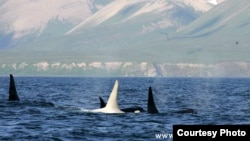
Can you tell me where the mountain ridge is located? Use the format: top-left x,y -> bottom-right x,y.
1,0 -> 250,77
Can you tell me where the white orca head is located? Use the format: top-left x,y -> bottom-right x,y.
91,80 -> 124,114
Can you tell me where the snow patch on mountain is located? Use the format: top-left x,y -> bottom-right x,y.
208,0 -> 218,5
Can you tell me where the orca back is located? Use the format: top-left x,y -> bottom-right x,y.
9,74 -> 20,101
121,107 -> 145,113
147,87 -> 159,114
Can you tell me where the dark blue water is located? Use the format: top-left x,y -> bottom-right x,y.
0,77 -> 249,140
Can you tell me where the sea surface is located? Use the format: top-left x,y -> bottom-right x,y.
0,77 -> 249,141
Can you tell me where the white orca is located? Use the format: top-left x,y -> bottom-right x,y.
98,86 -> 159,114
91,80 -> 124,113
9,74 -> 20,101
99,96 -> 145,113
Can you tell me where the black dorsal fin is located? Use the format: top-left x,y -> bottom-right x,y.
147,87 -> 159,114
99,96 -> 106,108
9,74 -> 20,101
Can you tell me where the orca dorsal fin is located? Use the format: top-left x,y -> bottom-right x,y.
92,80 -> 124,113
9,74 -> 20,101
99,96 -> 106,108
104,80 -> 123,113
147,87 -> 159,114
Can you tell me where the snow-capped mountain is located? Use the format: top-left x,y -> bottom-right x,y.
0,0 -> 219,48
0,0 -> 113,48
2,0 -> 250,77
36,0 -> 220,53
66,0 -> 216,35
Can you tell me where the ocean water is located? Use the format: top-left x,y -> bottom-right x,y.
0,77 -> 249,141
